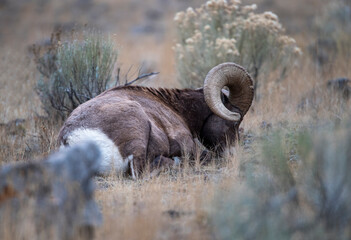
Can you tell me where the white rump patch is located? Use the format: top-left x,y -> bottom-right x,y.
61,128 -> 131,175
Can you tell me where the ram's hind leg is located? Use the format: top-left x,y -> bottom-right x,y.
118,133 -> 152,179
126,148 -> 150,179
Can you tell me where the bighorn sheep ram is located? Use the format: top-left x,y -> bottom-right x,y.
58,63 -> 254,178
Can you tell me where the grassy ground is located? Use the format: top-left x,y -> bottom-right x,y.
0,0 -> 350,239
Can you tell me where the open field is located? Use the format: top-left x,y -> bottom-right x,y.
0,0 -> 351,239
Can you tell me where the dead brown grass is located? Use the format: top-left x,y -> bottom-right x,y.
95,174 -> 218,240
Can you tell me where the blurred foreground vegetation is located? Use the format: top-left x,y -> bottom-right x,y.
211,117 -> 351,239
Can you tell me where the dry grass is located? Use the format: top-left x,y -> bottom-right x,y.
0,48 -> 42,122
0,0 -> 350,239
95,174 -> 218,239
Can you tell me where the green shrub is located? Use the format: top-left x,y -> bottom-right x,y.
210,120 -> 351,239
34,30 -> 118,119
174,0 -> 301,98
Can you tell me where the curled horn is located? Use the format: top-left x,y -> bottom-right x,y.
203,62 -> 254,121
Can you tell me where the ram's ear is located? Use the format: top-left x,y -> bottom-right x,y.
221,89 -> 230,103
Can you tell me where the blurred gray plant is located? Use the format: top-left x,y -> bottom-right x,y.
210,119 -> 351,239
0,142 -> 102,240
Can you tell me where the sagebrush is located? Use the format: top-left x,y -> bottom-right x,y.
33,30 -> 118,119
174,0 -> 301,98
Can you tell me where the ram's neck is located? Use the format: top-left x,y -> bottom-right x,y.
156,88 -> 213,135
